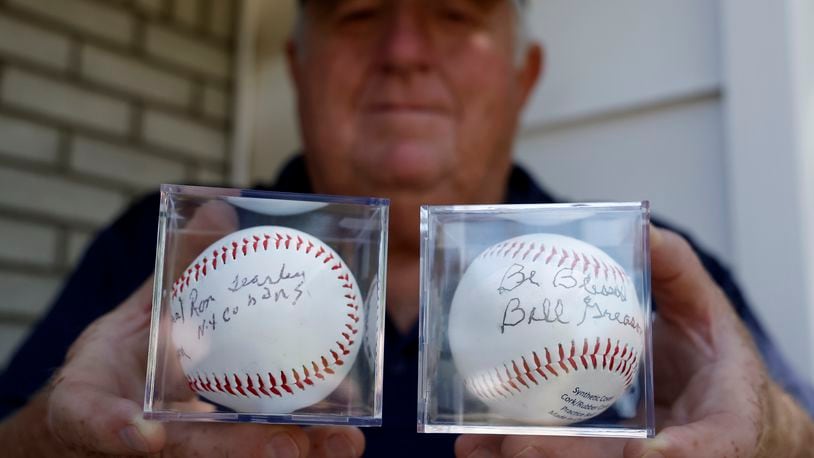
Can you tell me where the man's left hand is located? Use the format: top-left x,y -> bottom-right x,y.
455,226 -> 814,458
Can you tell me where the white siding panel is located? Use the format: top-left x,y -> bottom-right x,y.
523,0 -> 721,128
516,98 -> 730,264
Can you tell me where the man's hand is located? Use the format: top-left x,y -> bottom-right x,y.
455,226 -> 814,458
21,277 -> 362,457
46,277 -> 337,457
0,200 -> 365,457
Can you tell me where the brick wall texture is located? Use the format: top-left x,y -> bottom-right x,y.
0,0 -> 238,367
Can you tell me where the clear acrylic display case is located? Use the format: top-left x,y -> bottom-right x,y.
144,184 -> 389,426
418,202 -> 654,438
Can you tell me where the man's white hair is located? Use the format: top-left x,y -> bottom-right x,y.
294,0 -> 531,66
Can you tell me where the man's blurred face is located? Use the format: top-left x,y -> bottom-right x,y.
288,0 -> 540,244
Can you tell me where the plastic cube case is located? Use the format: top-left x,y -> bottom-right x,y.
418,202 -> 654,438
144,184 -> 389,426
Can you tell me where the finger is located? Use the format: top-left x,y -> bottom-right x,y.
304,426 -> 365,458
623,413 -> 755,458
164,422 -> 310,457
64,276 -> 154,370
109,274 -> 155,317
48,381 -> 165,455
499,435 -> 624,458
455,434 -> 503,458
648,225 -> 734,350
307,377 -> 363,413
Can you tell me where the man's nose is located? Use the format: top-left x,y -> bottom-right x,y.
378,5 -> 433,74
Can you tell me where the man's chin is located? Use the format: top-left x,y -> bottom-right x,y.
355,144 -> 453,191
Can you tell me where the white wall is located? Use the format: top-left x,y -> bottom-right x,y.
517,98 -> 729,263
521,0 -> 720,129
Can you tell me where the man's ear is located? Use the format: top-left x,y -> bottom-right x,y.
516,42 -> 544,110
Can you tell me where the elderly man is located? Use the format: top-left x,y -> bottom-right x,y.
1,0 -> 813,456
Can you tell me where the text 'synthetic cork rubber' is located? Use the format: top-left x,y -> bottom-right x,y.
449,233 -> 643,425
170,226 -> 363,413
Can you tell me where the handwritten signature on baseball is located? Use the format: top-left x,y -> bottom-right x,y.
497,263 -> 642,335
171,263 -> 308,344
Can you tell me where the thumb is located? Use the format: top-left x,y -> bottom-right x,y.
49,276 -> 164,454
101,275 -> 155,328
649,225 -> 726,340
48,383 -> 166,454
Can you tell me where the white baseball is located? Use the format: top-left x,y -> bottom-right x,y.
448,233 -> 644,425
169,226 -> 363,414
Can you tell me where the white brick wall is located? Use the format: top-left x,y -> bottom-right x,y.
145,24 -> 231,80
80,45 -> 193,108
136,0 -> 165,17
0,272 -> 61,318
2,69 -> 132,135
0,167 -> 127,225
0,114 -> 60,163
174,0 -> 201,29
143,109 -> 226,161
0,217 -> 59,266
71,136 -> 187,188
0,14 -> 70,70
0,0 -> 238,370
7,0 -> 135,45
210,0 -> 235,40
203,85 -> 229,120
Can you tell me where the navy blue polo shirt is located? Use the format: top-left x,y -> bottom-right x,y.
1,156 -> 811,456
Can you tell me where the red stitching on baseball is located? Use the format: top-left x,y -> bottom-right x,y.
473,241 -> 631,287
175,229 -> 360,400
532,244 -> 545,262
522,243 -> 534,260
464,338 -> 639,401
511,242 -> 525,259
557,250 -> 569,268
545,247 -> 558,264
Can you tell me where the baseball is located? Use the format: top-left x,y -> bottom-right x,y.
448,233 -> 644,425
169,225 -> 363,414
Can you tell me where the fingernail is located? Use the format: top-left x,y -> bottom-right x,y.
267,432 -> 300,458
649,224 -> 662,246
468,445 -> 498,458
119,425 -> 149,453
131,414 -> 162,438
326,433 -> 357,458
514,445 -> 546,458
642,451 -> 665,458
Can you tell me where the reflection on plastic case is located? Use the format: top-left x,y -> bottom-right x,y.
144,185 -> 388,426
418,202 -> 654,438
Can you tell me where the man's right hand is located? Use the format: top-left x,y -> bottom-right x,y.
0,197 -> 366,457
0,276 -> 364,457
